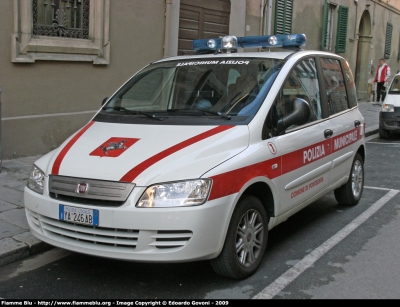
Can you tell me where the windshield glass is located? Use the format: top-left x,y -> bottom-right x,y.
99,57 -> 284,124
388,75 -> 400,94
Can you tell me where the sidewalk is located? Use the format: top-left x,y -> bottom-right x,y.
0,101 -> 381,267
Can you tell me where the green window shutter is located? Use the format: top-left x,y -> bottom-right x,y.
384,22 -> 393,59
321,0 -> 328,51
398,35 -> 400,61
274,0 -> 293,35
335,6 -> 348,53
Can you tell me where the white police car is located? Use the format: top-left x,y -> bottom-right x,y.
379,71 -> 400,138
24,34 -> 366,279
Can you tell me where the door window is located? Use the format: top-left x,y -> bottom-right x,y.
266,58 -> 322,138
320,58 -> 349,115
341,60 -> 357,108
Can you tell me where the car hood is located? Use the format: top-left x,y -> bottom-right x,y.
37,121 -> 249,186
384,92 -> 400,107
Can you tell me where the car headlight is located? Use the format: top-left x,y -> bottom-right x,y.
27,165 -> 45,195
382,103 -> 394,112
137,179 -> 212,208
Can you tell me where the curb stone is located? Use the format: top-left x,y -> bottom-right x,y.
0,232 -> 52,267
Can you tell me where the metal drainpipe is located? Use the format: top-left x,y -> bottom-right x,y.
267,0 -> 272,35
164,0 -> 172,58
260,0 -> 265,35
0,87 -> 2,173
353,1 -> 358,41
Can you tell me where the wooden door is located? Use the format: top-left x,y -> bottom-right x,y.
178,0 -> 231,55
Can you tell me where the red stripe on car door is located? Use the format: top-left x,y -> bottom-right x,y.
209,127 -> 362,200
120,125 -> 235,183
51,121 -> 95,175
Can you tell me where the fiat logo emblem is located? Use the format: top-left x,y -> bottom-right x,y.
76,183 -> 89,195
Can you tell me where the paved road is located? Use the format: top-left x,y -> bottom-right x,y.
1,132 -> 399,299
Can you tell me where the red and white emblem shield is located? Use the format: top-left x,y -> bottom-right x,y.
90,137 -> 140,158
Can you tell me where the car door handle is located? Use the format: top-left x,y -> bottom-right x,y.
324,129 -> 333,139
354,120 -> 361,128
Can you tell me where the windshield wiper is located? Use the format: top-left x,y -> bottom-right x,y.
191,108 -> 232,120
167,108 -> 231,120
102,106 -> 164,121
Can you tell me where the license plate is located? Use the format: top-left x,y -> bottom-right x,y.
59,205 -> 99,226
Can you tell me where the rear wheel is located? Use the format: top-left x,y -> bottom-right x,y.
334,153 -> 364,206
210,195 -> 268,279
379,127 -> 390,139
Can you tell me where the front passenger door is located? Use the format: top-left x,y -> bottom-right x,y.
270,58 -> 332,216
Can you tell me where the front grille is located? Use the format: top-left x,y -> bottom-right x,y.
40,215 -> 139,249
384,121 -> 400,127
49,175 -> 135,206
28,210 -> 194,252
150,230 -> 193,249
384,121 -> 396,126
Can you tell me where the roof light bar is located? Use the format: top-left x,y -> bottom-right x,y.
193,34 -> 306,53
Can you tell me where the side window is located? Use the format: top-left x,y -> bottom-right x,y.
320,58 -> 349,115
265,58 -> 322,138
341,60 -> 357,108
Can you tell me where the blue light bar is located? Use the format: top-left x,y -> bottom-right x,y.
193,34 -> 306,53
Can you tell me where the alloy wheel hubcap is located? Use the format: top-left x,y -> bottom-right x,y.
236,209 -> 264,267
351,160 -> 363,198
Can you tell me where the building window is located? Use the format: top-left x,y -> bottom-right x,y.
384,22 -> 393,59
274,0 -> 293,35
12,0 -> 110,65
335,5 -> 348,53
321,2 -> 337,51
33,0 -> 90,39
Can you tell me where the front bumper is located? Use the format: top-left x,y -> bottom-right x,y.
24,186 -> 236,262
379,110 -> 400,131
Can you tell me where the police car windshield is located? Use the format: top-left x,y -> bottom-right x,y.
101,57 -> 284,122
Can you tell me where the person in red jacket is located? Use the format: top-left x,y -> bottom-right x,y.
373,58 -> 391,105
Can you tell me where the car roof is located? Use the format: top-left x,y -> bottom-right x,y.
154,50 -> 345,64
154,51 -> 294,63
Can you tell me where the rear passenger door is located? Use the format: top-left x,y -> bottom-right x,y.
319,58 -> 363,186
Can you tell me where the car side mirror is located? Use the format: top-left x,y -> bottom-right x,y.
102,97 -> 109,106
276,98 -> 311,135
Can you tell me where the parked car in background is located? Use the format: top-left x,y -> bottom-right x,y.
379,72 -> 400,139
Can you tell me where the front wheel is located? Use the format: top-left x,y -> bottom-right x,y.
210,195 -> 268,279
334,153 -> 364,206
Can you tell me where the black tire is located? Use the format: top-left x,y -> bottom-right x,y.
210,195 -> 268,279
379,127 -> 390,139
334,153 -> 364,206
